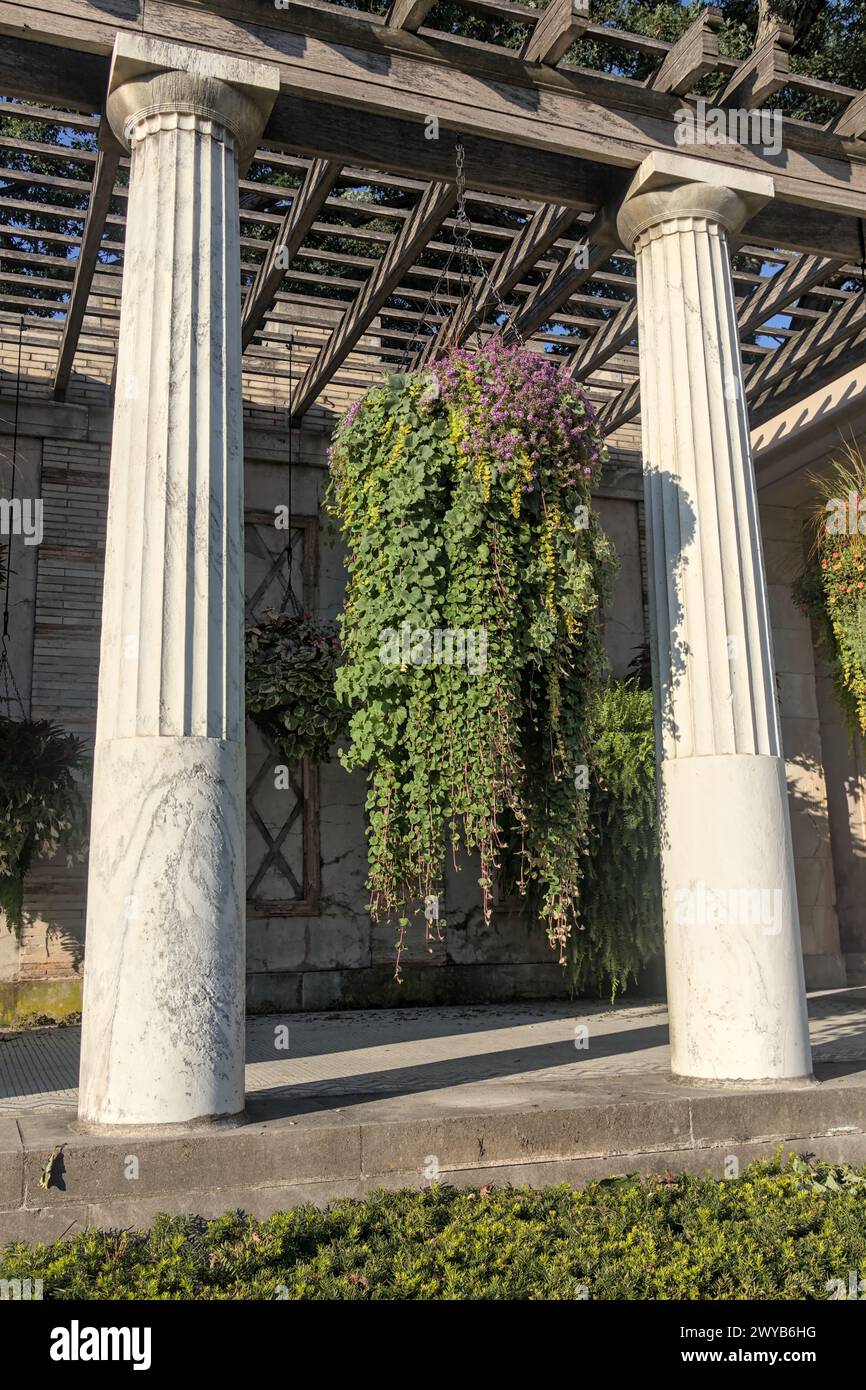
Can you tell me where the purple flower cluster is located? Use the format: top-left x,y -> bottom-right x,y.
430,338 -> 604,492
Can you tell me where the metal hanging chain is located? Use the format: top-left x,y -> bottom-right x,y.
859,217 -> 866,297
403,140 -> 525,369
451,142 -> 523,349
0,316 -> 26,720
280,332 -> 302,618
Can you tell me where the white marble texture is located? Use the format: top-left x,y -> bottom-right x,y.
78,39 -> 278,1126
618,153 -> 812,1083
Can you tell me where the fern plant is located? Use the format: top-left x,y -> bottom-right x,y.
0,717 -> 88,933
570,679 -> 662,996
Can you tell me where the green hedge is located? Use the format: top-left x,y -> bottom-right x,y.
3,1156 -> 866,1300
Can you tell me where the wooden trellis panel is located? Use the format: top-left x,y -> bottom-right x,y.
244,509 -> 321,918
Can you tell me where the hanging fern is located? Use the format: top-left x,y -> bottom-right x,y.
245,612 -> 350,765
0,717 -> 88,934
570,679 -> 662,997
327,338 -> 615,965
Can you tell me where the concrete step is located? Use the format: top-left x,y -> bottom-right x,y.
3,1065 -> 866,1243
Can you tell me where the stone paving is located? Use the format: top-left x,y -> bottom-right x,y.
2,988 -> 865,1117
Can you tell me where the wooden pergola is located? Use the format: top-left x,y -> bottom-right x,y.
0,0 -> 865,429
1,1 -> 862,1124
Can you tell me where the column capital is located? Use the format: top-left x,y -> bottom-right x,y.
107,34 -> 280,170
616,149 -> 773,250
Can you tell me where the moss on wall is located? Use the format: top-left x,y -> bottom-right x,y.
0,979 -> 82,1028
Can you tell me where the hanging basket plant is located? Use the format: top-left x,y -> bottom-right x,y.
245,611 -> 350,765
327,337 -> 615,960
0,715 -> 88,934
793,442 -> 866,737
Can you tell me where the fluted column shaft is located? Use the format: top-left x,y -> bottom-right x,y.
78,38 -> 278,1126
618,153 -> 812,1083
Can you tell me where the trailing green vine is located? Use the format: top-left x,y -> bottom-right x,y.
573,679 -> 662,996
245,612 -> 349,764
793,442 -> 866,737
327,338 -> 615,963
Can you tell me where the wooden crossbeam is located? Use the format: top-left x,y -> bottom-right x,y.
241,159 -> 342,351
52,123 -> 122,399
566,300 -> 637,380
718,22 -> 794,109
598,379 -> 640,434
835,90 -> 866,140
598,257 -> 860,434
415,202 -> 576,367
509,198 -> 623,340
386,0 -> 436,30
522,0 -> 589,68
649,8 -> 723,95
2,10 -> 866,222
746,284 -> 866,399
738,253 -> 844,335
750,325 -> 866,427
291,181 -> 457,417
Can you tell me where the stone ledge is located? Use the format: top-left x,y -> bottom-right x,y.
3,1067 -> 866,1243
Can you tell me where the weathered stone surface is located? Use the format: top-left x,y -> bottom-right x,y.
78,39 -> 279,1125
617,154 -> 812,1082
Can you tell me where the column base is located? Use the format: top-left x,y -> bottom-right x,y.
669,1072 -> 817,1090
78,736 -> 246,1127
661,752 -> 813,1082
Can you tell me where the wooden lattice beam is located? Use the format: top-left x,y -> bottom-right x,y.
415,201 -> 576,367
386,0 -> 436,31
566,300 -> 637,380
52,123 -> 123,399
746,282 -> 866,399
241,159 -> 342,351
718,21 -> 795,108
290,180 -> 458,418
522,0 -> 590,68
598,379 -> 640,434
600,264 -> 865,435
835,90 -> 866,139
2,6 -> 865,220
738,253 -> 845,335
649,8 -> 723,95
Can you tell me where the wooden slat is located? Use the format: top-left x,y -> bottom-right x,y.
416,201 -> 576,366
241,158 -> 341,351
718,22 -> 794,109
566,300 -> 637,379
599,379 -> 640,434
522,0 -> 589,68
386,0 -> 436,31
746,286 -> 866,399
750,325 -> 866,426
835,90 -> 866,140
2,7 -> 866,221
649,8 -> 723,95
738,253 -> 844,335
291,180 -> 457,417
53,124 -> 123,398
508,196 -> 623,339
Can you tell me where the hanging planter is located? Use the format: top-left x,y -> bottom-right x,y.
0,715 -> 88,934
245,611 -> 350,765
327,337 -> 615,961
793,442 -> 866,737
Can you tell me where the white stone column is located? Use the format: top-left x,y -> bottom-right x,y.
77,38 -> 278,1126
617,152 -> 813,1083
